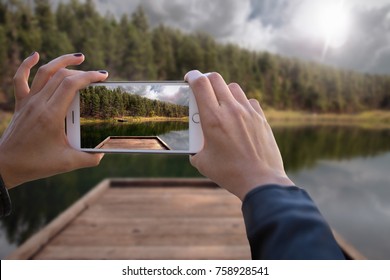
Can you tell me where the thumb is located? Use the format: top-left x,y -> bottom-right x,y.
71,151 -> 105,169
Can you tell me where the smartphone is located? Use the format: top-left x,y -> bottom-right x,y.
66,82 -> 203,154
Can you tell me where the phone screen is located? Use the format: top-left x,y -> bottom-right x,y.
79,82 -> 191,152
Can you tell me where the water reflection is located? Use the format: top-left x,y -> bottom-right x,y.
1,126 -> 390,259
81,121 -> 189,149
275,126 -> 390,171
289,153 -> 390,259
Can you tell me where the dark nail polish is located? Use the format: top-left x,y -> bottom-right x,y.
74,53 -> 83,57
29,51 -> 36,57
98,70 -> 108,74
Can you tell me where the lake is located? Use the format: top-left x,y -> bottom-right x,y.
1,124 -> 390,259
80,121 -> 190,150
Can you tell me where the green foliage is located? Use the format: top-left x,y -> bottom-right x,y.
1,0 -> 390,113
81,86 -> 189,119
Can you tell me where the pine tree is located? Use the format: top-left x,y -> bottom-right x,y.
35,0 -> 72,61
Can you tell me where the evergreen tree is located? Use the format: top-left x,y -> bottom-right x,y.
35,0 -> 73,60
152,25 -> 176,80
1,0 -> 390,114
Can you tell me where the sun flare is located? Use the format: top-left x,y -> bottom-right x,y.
294,0 -> 351,58
318,1 -> 351,49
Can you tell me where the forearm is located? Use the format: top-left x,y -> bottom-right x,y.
242,185 -> 345,260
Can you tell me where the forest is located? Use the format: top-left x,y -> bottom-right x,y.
81,86 -> 189,119
1,0 -> 390,113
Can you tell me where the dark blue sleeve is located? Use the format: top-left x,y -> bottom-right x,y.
241,185 -> 345,259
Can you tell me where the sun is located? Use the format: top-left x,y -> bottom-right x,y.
318,1 -> 351,49
293,0 -> 351,57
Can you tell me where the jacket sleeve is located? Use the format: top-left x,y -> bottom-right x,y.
241,185 -> 345,259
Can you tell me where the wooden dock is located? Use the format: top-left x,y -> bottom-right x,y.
6,178 -> 365,260
95,136 -> 171,150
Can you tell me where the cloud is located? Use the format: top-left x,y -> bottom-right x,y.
52,0 -> 390,74
142,0 -> 252,38
117,84 -> 189,106
249,0 -> 299,27
140,0 -> 390,74
344,4 -> 390,73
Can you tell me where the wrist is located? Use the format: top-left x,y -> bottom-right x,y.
237,173 -> 295,201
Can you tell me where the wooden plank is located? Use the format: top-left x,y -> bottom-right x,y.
7,178 -> 365,260
34,245 -> 251,260
6,179 -> 111,260
48,233 -> 248,247
8,178 -> 249,260
96,192 -> 240,207
82,204 -> 242,218
109,177 -> 218,188
57,217 -> 246,236
95,136 -> 170,150
33,179 -> 250,259
101,187 -> 230,195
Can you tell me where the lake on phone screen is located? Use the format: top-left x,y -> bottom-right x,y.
1,124 -> 390,259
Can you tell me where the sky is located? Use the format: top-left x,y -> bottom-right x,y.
114,83 -> 190,106
54,0 -> 390,75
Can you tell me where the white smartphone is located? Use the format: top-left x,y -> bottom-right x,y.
66,82 -> 204,154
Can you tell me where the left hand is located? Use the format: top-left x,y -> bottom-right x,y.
0,52 -> 108,189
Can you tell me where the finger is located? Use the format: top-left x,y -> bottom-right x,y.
185,70 -> 219,114
249,98 -> 266,118
67,150 -> 105,170
189,154 -> 199,169
13,52 -> 40,100
48,70 -> 109,115
228,82 -> 250,106
39,69 -> 84,101
206,72 -> 235,105
30,53 -> 85,94
189,153 -> 206,177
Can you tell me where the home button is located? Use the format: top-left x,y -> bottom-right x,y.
192,113 -> 200,123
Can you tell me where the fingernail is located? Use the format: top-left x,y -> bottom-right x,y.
184,70 -> 203,81
98,70 -> 108,75
28,51 -> 36,57
74,53 -> 83,57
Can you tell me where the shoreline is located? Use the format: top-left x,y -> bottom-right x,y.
1,110 -> 390,135
264,110 -> 390,129
80,116 -> 189,125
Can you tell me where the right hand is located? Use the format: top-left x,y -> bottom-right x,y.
185,70 -> 294,201
0,52 -> 108,189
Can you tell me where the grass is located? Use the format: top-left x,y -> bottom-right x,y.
1,110 -> 390,136
264,109 -> 390,129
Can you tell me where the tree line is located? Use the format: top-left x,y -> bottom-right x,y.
1,0 -> 390,113
81,86 -> 189,119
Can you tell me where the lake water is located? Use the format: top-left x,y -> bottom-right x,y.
1,124 -> 390,259
80,121 -> 189,150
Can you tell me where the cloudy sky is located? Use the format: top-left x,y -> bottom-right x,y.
113,83 -> 190,106
56,0 -> 390,74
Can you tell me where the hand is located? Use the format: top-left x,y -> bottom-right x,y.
0,52 -> 108,189
185,70 -> 294,201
